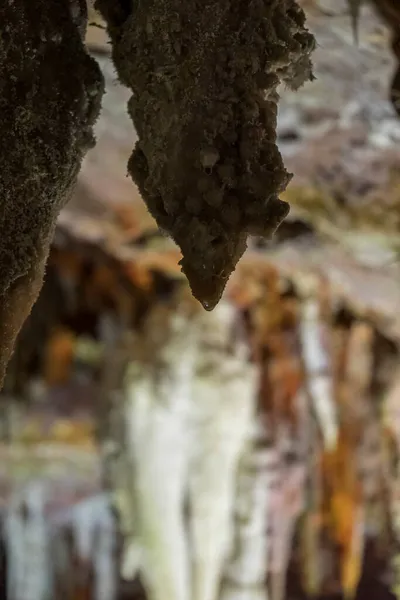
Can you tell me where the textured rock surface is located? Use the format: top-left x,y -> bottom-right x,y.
278,0 -> 400,240
371,0 -> 400,115
76,1 -> 400,324
0,0 -> 104,384
96,0 -> 315,309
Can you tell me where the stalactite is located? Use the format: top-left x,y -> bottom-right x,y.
0,0 -> 104,384
298,290 -> 337,451
95,0 -> 315,309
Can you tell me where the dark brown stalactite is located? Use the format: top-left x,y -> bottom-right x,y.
96,0 -> 315,310
0,0 -> 104,386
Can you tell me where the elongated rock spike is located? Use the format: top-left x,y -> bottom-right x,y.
97,0 -> 315,309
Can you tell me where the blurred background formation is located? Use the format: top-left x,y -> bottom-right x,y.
2,1 -> 400,599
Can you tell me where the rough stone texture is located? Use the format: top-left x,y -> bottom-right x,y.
371,0 -> 400,115
0,0 -> 104,385
74,2 -> 400,329
96,0 -> 315,309
276,0 -> 400,242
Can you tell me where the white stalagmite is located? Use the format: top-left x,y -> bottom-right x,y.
93,500 -> 117,600
4,479 -> 116,600
118,299 -> 261,600
189,303 -> 257,600
5,482 -> 52,600
2,299 -> 267,600
122,308 -> 197,600
67,494 -> 117,600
